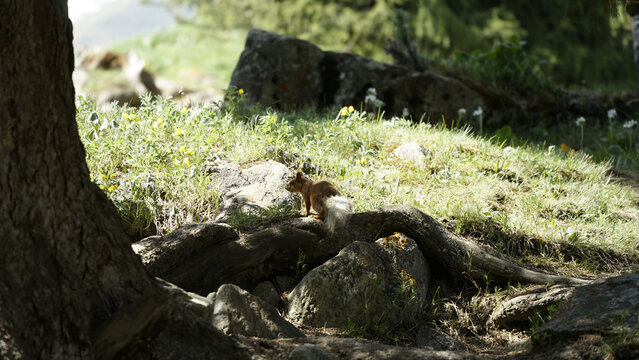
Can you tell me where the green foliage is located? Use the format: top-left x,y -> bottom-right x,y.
157,0 -> 636,89
293,248 -> 308,279
450,37 -> 555,92
529,301 -> 563,342
184,0 -> 397,58
226,204 -> 298,229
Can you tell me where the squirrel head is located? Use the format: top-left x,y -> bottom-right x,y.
285,171 -> 306,192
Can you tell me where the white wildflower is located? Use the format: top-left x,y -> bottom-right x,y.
364,87 -> 385,108
575,116 -> 586,126
402,107 -> 410,118
458,108 -> 467,116
607,109 -> 617,120
623,119 -> 637,128
472,106 -> 483,117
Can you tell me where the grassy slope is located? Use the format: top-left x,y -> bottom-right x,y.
76,93 -> 639,277
74,23 -> 639,354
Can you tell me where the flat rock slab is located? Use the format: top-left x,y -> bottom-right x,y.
535,274 -> 639,344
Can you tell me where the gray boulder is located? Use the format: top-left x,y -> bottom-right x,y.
286,233 -> 429,330
212,160 -> 298,222
229,29 -> 324,111
534,274 -> 639,345
157,278 -> 213,321
230,29 -> 485,121
212,284 -> 304,338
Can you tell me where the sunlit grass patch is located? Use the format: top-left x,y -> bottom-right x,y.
77,95 -> 639,275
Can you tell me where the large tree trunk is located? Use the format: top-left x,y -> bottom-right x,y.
0,2 -> 248,358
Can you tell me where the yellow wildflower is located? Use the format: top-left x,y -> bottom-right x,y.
152,118 -> 165,128
135,116 -> 140,122
173,128 -> 184,137
179,145 -> 186,153
181,107 -> 188,114
185,148 -> 195,155
99,185 -> 105,190
340,107 -> 348,117
348,105 -> 355,113
122,112 -> 129,119
108,184 -> 119,193
100,174 -> 107,180
239,88 -> 245,95
183,157 -> 191,166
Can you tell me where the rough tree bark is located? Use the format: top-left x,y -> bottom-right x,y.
0,1 -> 249,359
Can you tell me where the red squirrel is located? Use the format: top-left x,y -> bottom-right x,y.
285,171 -> 351,233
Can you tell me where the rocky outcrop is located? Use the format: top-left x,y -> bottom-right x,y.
286,233 -> 429,330
211,284 -> 304,338
230,29 -> 485,121
534,274 -> 639,345
228,30 -> 325,111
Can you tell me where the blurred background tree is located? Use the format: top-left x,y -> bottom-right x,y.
149,0 -> 636,91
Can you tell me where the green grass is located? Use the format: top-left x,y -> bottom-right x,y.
76,93 -> 639,276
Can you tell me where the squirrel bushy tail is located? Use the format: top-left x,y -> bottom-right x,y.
324,196 -> 352,233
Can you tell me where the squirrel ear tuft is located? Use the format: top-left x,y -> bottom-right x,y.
295,171 -> 302,179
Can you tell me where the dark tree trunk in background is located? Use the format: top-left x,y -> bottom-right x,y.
0,2 -> 248,359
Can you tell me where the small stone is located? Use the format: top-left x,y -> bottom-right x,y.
393,142 -> 429,167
